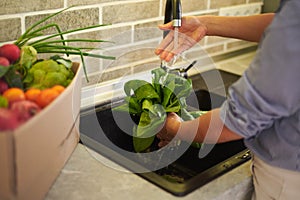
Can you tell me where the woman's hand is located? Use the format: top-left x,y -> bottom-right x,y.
155,16 -> 207,62
156,112 -> 182,147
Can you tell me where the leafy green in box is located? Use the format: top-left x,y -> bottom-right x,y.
113,68 -> 204,152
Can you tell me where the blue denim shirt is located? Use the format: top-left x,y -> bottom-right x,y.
220,0 -> 300,172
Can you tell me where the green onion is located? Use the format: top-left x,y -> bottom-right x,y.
14,6 -> 115,82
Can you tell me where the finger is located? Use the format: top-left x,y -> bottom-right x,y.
160,49 -> 175,62
156,132 -> 163,139
158,141 -> 164,148
164,35 -> 199,60
158,140 -> 169,148
154,47 -> 163,56
155,31 -> 174,55
170,34 -> 194,55
156,129 -> 166,140
171,43 -> 191,56
158,22 -> 174,31
156,131 -> 170,142
168,112 -> 178,118
163,51 -> 175,62
159,38 -> 178,61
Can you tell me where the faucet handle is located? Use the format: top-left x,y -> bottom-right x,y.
160,58 -> 197,79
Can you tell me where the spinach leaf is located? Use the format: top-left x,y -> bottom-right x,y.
113,68 -> 202,152
1,66 -> 23,89
133,104 -> 166,152
124,80 -> 160,101
114,96 -> 142,114
0,65 -> 10,77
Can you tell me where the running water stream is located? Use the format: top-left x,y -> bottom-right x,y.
171,27 -> 179,66
155,27 -> 182,169
174,27 -> 179,49
150,27 -> 184,170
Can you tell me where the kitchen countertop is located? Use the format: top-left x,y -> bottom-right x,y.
45,144 -> 253,200
45,51 -> 256,200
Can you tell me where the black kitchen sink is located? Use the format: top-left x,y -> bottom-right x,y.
79,69 -> 251,196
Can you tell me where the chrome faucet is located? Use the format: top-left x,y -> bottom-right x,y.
163,0 -> 182,37
161,0 -> 197,78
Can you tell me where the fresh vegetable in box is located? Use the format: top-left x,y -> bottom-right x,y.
23,59 -> 74,89
0,44 -> 21,63
0,7 -> 115,131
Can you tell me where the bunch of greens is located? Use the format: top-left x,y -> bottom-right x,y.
22,59 -> 75,89
3,6 -> 115,88
114,68 -> 203,152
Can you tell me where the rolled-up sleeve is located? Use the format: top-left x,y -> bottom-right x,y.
220,0 -> 300,138
220,71 -> 287,138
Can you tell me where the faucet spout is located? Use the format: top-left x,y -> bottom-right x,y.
172,0 -> 182,27
164,0 -> 182,28
161,0 -> 183,72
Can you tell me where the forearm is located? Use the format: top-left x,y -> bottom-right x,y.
199,13 -> 275,42
177,108 -> 242,144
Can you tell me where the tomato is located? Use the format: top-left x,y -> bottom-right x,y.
51,85 -> 65,94
0,44 -> 20,63
2,88 -> 26,104
0,57 -> 10,66
25,88 -> 41,103
36,88 -> 60,108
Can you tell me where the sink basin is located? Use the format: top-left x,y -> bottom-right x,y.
79,69 -> 251,196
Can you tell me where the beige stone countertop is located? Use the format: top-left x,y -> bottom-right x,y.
45,51 -> 256,200
45,144 -> 253,200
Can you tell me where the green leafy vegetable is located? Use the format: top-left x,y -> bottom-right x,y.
13,6 -> 115,82
22,59 -> 74,89
0,66 -> 10,78
18,46 -> 38,70
113,68 -> 204,152
0,65 -> 23,89
0,95 -> 8,108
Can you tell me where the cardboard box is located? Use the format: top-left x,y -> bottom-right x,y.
0,63 -> 82,200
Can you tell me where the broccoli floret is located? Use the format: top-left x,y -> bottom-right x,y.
23,59 -> 74,89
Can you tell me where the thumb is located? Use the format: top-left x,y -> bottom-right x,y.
158,22 -> 174,30
167,112 -> 180,119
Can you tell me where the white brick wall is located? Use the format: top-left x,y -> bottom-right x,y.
0,0 -> 263,87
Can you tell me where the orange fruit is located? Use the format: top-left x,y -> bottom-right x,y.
36,88 -> 60,108
25,88 -> 41,103
2,87 -> 25,104
51,85 -> 65,94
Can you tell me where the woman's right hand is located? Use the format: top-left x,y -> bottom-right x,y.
155,16 -> 208,62
156,112 -> 182,147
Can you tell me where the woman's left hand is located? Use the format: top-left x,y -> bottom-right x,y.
155,16 -> 207,62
